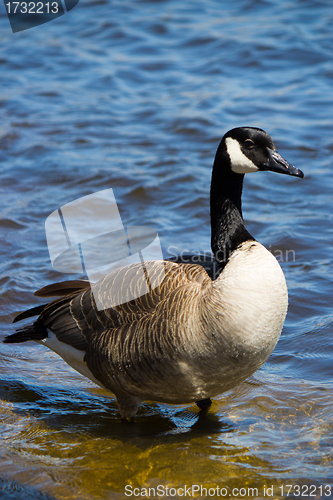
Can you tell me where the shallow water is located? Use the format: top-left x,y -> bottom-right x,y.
0,0 -> 333,498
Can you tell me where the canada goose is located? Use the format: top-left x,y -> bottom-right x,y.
4,127 -> 304,420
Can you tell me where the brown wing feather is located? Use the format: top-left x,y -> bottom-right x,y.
34,280 -> 91,298
9,261 -> 211,357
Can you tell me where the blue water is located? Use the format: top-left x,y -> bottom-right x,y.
0,0 -> 333,498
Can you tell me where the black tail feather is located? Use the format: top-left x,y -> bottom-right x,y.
4,322 -> 48,344
13,304 -> 48,324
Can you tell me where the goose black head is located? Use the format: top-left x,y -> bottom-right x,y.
218,127 -> 304,178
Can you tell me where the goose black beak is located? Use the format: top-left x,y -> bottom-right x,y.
264,148 -> 304,178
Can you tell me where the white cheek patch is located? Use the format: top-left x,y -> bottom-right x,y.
225,137 -> 259,174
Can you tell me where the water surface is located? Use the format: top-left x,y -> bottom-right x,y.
0,0 -> 333,498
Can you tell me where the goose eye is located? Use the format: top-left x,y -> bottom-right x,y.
244,139 -> 255,149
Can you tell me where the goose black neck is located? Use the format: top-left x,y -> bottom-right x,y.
210,153 -> 254,266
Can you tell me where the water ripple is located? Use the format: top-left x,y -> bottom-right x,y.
0,0 -> 332,497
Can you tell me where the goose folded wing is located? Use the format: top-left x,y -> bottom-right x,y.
8,260 -> 211,352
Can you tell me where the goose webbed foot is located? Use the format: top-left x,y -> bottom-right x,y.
196,398 -> 212,410
121,417 -> 135,424
117,394 -> 142,422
